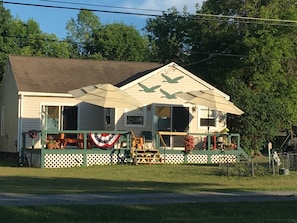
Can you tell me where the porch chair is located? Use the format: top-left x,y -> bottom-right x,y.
77,133 -> 93,149
142,130 -> 153,149
130,131 -> 145,149
55,133 -> 65,149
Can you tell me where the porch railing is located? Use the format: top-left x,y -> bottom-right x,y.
156,131 -> 242,151
21,130 -> 247,168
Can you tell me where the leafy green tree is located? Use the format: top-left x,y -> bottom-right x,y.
145,7 -> 192,64
0,3 -> 14,81
187,0 -> 248,88
222,0 -> 297,151
95,22 -> 150,61
66,9 -> 150,61
145,0 -> 297,152
0,2 -> 74,82
9,18 -> 73,58
66,9 -> 103,57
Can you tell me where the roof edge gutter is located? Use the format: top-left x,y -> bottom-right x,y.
18,91 -> 73,98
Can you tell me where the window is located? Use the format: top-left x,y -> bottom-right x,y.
44,106 -> 60,131
125,107 -> 146,127
199,107 -> 217,129
41,105 -> 77,131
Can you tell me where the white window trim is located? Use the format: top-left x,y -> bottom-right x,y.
197,106 -> 218,131
40,103 -> 77,131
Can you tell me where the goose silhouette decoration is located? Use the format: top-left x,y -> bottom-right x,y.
138,83 -> 161,92
161,73 -> 184,83
160,89 -> 182,99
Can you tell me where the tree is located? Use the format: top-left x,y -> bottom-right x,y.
212,0 -> 297,151
66,9 -> 103,57
144,0 -> 297,152
0,2 -> 74,82
145,7 -> 192,64
66,9 -> 150,61
95,22 -> 150,61
0,3 -> 14,81
187,0 -> 248,88
9,18 -> 73,58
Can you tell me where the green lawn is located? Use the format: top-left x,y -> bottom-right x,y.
0,162 -> 296,194
0,161 -> 297,223
1,202 -> 297,223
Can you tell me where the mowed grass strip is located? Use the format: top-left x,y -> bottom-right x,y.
1,161 -> 297,222
0,162 -> 296,194
1,201 -> 297,223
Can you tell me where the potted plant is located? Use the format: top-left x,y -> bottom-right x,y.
279,154 -> 290,175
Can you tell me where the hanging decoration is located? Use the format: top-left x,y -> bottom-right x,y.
89,133 -> 121,148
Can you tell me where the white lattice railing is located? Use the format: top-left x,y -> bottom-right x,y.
25,150 -> 241,168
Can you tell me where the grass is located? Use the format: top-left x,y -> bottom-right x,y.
1,202 -> 297,223
1,160 -> 297,222
0,161 -> 297,194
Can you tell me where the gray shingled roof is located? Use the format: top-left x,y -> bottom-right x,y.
8,55 -> 162,94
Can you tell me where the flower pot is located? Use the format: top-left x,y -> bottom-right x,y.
279,168 -> 289,175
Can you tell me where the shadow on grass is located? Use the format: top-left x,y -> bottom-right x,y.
0,161 -> 18,167
0,175 -> 221,194
1,200 -> 297,223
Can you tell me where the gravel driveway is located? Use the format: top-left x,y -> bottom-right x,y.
1,191 -> 297,206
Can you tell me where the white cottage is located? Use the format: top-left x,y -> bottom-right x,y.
0,55 -> 245,166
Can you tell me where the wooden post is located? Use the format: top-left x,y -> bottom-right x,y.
251,158 -> 255,177
268,142 -> 272,168
272,153 -> 275,176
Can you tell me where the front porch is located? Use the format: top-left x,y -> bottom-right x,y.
21,130 -> 248,168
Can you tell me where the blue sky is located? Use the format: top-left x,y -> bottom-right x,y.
4,0 -> 204,39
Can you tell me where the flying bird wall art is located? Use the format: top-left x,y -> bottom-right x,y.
161,73 -> 184,83
160,89 -> 182,99
138,83 -> 161,92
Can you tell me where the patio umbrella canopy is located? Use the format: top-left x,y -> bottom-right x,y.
177,89 -> 243,134
69,83 -> 143,109
177,89 -> 244,115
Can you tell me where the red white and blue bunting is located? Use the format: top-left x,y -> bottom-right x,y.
89,133 -> 121,148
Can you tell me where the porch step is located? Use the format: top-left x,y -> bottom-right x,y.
132,148 -> 164,165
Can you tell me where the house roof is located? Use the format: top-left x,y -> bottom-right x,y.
8,55 -> 162,94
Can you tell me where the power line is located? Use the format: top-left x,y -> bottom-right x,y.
195,12 -> 297,25
1,33 -> 69,42
38,0 -> 164,13
1,1 -> 296,62
3,0 -> 297,27
3,1 -> 161,17
2,33 -> 297,62
193,16 -> 297,27
0,33 -> 248,59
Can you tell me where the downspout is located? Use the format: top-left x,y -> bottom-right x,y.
17,93 -> 23,155
114,108 -> 118,131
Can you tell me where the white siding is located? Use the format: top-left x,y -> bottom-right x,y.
0,61 -> 229,153
122,63 -> 227,135
0,64 -> 19,153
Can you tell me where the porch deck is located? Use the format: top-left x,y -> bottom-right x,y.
21,130 -> 248,168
